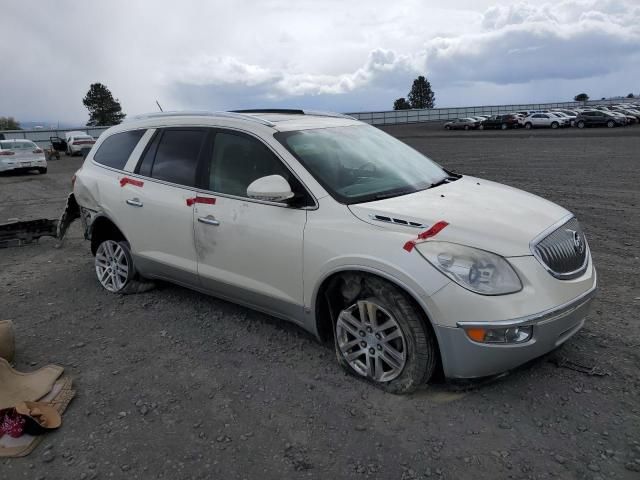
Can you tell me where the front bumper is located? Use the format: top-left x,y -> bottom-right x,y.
435,284 -> 596,379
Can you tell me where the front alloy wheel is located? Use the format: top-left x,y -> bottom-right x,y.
336,300 -> 407,382
95,240 -> 131,292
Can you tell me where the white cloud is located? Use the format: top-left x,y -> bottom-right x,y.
0,0 -> 638,123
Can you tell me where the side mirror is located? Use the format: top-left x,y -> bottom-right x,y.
246,175 -> 294,203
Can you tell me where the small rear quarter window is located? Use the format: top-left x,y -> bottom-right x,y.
93,130 -> 146,170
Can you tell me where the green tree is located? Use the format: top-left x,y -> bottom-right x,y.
627,93 -> 635,98
574,93 -> 589,102
393,97 -> 411,110
0,117 -> 21,130
408,76 -> 435,109
83,83 -> 126,126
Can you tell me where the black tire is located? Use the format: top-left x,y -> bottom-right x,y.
551,122 -> 559,129
577,120 -> 585,128
94,239 -> 155,294
38,167 -> 47,174
444,125 -> 450,130
479,124 -> 484,130
464,125 -> 469,130
525,122 -> 533,129
334,276 -> 437,394
501,123 -> 507,130
607,120 -> 615,128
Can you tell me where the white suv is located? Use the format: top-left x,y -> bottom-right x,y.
63,110 -> 596,393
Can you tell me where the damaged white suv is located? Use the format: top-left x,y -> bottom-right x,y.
63,110 -> 596,393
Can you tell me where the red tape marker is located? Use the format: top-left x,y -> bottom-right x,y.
186,196 -> 216,206
120,177 -> 144,188
403,220 -> 449,252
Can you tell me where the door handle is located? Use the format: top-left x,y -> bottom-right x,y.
197,215 -> 220,226
126,198 -> 143,207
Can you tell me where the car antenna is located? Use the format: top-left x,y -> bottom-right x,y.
155,100 -> 164,112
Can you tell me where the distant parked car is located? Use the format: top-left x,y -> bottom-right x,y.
444,118 -> 479,130
548,112 -> 572,127
523,113 -> 563,129
575,111 -> 625,128
65,131 -> 96,156
0,139 -> 47,174
479,114 -> 519,130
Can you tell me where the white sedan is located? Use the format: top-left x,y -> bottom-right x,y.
523,113 -> 565,129
0,139 -> 47,174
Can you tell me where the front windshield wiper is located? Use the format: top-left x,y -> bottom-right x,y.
373,188 -> 418,201
428,175 -> 460,189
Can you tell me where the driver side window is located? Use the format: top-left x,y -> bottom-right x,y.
207,131 -> 304,201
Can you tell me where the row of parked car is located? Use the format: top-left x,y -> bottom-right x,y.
444,103 -> 640,131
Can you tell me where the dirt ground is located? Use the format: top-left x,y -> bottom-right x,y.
1,127 -> 639,480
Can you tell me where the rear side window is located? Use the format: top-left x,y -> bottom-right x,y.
93,130 -> 145,170
139,129 -> 206,187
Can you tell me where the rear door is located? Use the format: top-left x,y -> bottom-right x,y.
118,128 -> 208,286
193,129 -> 311,321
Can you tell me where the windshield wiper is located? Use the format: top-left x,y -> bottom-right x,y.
429,175 -> 460,189
373,188 -> 418,200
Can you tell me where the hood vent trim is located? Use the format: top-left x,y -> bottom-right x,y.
369,214 -> 425,229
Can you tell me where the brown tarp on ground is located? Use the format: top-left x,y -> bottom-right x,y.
0,358 -> 63,410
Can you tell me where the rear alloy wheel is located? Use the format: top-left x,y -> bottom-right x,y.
525,122 -> 533,129
607,120 -> 615,128
577,120 -> 585,128
501,123 -> 508,130
479,124 -> 484,130
551,122 -> 559,129
334,279 -> 436,394
94,240 -> 154,294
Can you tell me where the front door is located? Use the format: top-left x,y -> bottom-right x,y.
194,129 -> 311,322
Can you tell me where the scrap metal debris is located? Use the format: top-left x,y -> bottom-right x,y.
551,356 -> 611,376
0,193 -> 79,248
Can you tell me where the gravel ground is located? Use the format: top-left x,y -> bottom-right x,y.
1,127 -> 639,480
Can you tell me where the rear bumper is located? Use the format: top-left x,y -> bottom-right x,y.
0,159 -> 46,172
435,284 -> 596,379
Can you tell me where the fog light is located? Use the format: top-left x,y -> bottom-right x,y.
464,326 -> 532,344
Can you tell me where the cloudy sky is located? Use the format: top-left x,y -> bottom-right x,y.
1,0 -> 639,124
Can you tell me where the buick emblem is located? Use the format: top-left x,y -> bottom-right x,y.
566,229 -> 585,254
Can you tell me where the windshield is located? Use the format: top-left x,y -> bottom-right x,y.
275,125 -> 448,204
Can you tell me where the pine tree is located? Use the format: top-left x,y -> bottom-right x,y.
408,76 -> 435,109
83,83 -> 126,126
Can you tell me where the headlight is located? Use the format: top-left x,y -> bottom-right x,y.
416,242 -> 522,295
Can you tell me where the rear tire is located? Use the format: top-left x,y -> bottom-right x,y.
334,276 -> 436,394
38,167 -> 47,174
525,122 -> 533,129
551,122 -> 559,129
94,239 -> 154,294
464,125 -> 469,130
577,120 -> 585,128
501,123 -> 507,130
607,120 -> 615,128
479,124 -> 484,130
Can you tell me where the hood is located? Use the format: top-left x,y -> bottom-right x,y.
348,176 -> 570,257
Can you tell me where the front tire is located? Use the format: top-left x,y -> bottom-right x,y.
464,125 -> 469,130
334,278 -> 436,394
577,120 -> 585,128
607,120 -> 615,128
501,123 -> 507,130
551,122 -> 559,129
38,167 -> 47,174
525,122 -> 533,129
94,240 -> 153,294
479,124 -> 484,130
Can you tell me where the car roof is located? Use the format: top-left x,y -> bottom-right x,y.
117,110 -> 361,134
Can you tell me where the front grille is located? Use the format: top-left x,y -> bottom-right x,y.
533,217 -> 588,279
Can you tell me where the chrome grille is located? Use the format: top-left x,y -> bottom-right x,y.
532,217 -> 588,279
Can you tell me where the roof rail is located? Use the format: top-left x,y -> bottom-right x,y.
230,109 -> 356,120
129,111 -> 275,127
